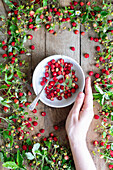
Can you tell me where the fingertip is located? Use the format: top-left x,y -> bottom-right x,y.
78,92 -> 84,98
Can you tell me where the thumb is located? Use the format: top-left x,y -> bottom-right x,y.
72,92 -> 85,120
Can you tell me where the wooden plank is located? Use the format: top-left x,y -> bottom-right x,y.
80,0 -> 108,169
45,0 -> 80,144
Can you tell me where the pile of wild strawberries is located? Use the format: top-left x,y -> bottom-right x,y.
40,58 -> 79,101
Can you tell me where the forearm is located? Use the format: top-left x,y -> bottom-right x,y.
69,139 -> 96,170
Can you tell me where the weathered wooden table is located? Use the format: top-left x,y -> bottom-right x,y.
0,0 -> 108,169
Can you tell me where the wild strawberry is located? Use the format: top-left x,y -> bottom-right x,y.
37,133 -> 41,137
46,24 -> 50,29
33,121 -> 38,126
29,18 -> 33,22
0,118 -> 1,123
11,42 -> 15,46
19,92 -> 23,96
93,140 -> 99,146
90,37 -> 93,41
54,125 -> 58,130
53,137 -> 58,141
22,145 -> 27,150
100,142 -> 105,146
3,106 -> 8,112
2,41 -> 6,45
64,155 -> 69,160
29,11 -> 35,16
19,62 -> 22,66
12,57 -> 15,61
87,2 -> 91,5
45,72 -> 49,77
94,115 -> 99,119
21,115 -> 24,119
43,137 -> 47,141
14,99 -> 19,104
49,30 -> 54,34
70,47 -> 75,51
40,14 -> 44,19
15,145 -> 19,149
30,45 -> 35,50
95,73 -> 100,78
2,54 -> 7,58
29,24 -> 34,29
40,129 -> 45,133
109,164 -> 113,169
25,102 -> 30,107
74,30 -> 79,34
95,63 -> 99,67
40,81 -> 45,86
103,118 -> 107,122
96,46 -> 100,51
88,71 -> 94,76
99,57 -> 103,61
94,38 -> 98,42
27,123 -> 31,128
27,34 -> 33,40
28,91 -> 32,96
20,50 -> 25,54
29,145 -> 32,150
72,22 -> 76,27
41,112 -> 46,116
19,103 -> 23,107
7,30 -> 11,35
105,70 -> 109,75
84,53 -> 89,58
81,31 -> 85,36
106,145 -> 110,149
33,109 -> 37,113
2,45 -> 7,50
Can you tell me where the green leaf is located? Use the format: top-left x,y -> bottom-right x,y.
0,85 -> 8,89
8,36 -> 14,44
35,15 -> 41,23
17,150 -> 23,167
20,96 -> 27,103
102,131 -> 106,138
8,45 -> 12,52
94,84 -> 103,94
32,143 -> 40,156
1,101 -> 10,108
111,113 -> 113,121
35,7 -> 44,14
108,27 -> 113,31
3,161 -> 19,169
0,97 -> 3,102
109,126 -> 113,137
43,0 -> 47,7
82,10 -> 88,24
43,166 -> 50,170
26,138 -> 32,145
93,93 -> 102,100
0,152 -> 4,162
3,0 -> 14,9
100,95 -> 105,106
100,11 -> 108,16
10,25 -> 18,32
25,152 -> 35,160
111,143 -> 113,150
93,6 -> 102,11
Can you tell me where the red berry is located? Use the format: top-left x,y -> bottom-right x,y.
29,24 -> 34,29
87,2 -> 91,5
41,112 -> 46,116
93,140 -> 99,146
106,145 -> 110,149
72,22 -> 76,27
100,142 -> 105,146
33,121 -> 38,126
7,30 -> 11,35
20,50 -> 25,54
2,41 -> 6,45
80,2 -> 84,6
40,81 -> 45,86
32,109 -> 37,113
46,24 -> 50,29
40,129 -> 45,133
74,30 -> 79,34
28,117 -> 32,121
90,37 -> 93,41
2,54 -> 7,58
88,71 -> 94,76
9,52 -> 13,56
2,45 -> 7,50
45,72 -> 49,77
29,10 -> 35,16
53,137 -> 58,141
95,73 -> 100,78
94,115 -> 99,119
49,30 -> 54,34
37,133 -> 41,137
11,42 -> 15,46
30,45 -> 35,50
99,57 -> 103,61
29,145 -> 32,150
22,145 -> 27,150
96,46 -> 100,51
27,34 -> 33,40
84,53 -> 89,58
28,91 -> 32,96
19,92 -> 23,96
70,47 -> 75,51
40,14 -> 44,19
81,32 -> 85,36
105,70 -> 109,75
54,125 -> 59,130
19,103 -> 23,107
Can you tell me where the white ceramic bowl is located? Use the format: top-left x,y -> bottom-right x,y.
32,55 -> 85,108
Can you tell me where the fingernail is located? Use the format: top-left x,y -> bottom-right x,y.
78,92 -> 84,98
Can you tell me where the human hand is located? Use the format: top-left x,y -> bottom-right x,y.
66,77 -> 94,145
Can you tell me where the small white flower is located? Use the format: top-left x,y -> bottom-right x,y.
54,145 -> 59,148
75,11 -> 81,15
41,147 -> 47,150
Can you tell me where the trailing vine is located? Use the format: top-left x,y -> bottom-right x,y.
0,0 -> 113,169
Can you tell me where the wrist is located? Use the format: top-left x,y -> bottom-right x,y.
68,136 -> 87,149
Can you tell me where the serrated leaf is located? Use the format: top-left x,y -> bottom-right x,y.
93,6 -> 102,11
3,161 -> 18,169
1,101 -> 10,108
43,0 -> 47,7
0,85 -> 8,89
0,152 -> 4,162
10,25 -> 18,32
17,150 -> 23,167
26,138 -> 32,145
3,0 -> 14,9
100,11 -> 108,16
25,152 -> 35,160
43,166 -> 50,170
94,84 -> 103,94
93,93 -> 102,100
35,7 -> 44,14
32,143 -> 40,156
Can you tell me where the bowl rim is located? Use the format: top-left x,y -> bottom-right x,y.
32,55 -> 85,108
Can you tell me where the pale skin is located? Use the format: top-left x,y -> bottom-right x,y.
66,77 -> 96,170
